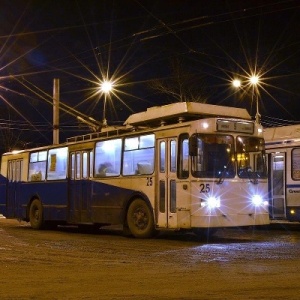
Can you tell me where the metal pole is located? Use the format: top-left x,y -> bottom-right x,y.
255,92 -> 260,124
53,78 -> 60,144
102,96 -> 107,127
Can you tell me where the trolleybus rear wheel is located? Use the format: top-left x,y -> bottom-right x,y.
29,199 -> 44,229
127,199 -> 155,238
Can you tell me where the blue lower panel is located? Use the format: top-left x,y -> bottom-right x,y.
88,180 -> 136,224
10,181 -> 68,221
1,178 -> 140,225
0,175 -> 7,215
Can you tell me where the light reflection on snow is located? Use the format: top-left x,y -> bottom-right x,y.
186,241 -> 296,263
153,238 -> 297,266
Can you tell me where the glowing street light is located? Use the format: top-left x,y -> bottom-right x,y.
232,79 -> 241,88
249,75 -> 259,86
101,80 -> 113,94
231,74 -> 261,124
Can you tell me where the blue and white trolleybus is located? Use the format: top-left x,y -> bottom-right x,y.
0,102 -> 269,238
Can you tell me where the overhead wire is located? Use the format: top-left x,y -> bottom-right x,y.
1,0 -> 299,141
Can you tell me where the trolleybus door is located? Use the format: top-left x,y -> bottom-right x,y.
269,152 -> 286,219
6,159 -> 23,217
157,138 -> 178,228
69,150 -> 92,223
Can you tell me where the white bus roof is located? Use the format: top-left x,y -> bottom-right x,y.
124,102 -> 251,126
264,124 -> 300,141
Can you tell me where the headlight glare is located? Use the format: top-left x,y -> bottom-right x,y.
252,194 -> 263,206
206,196 -> 220,208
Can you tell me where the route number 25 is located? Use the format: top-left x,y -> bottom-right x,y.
200,183 -> 210,193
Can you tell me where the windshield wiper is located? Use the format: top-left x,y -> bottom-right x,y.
217,161 -> 233,184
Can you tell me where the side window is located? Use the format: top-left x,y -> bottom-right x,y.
82,151 -> 88,179
272,154 -> 284,195
47,147 -> 68,180
28,151 -> 47,181
170,139 -> 176,173
178,134 -> 189,179
70,150 -> 91,180
94,139 -> 122,177
89,150 -> 93,178
8,160 -> 23,182
76,152 -> 81,179
123,134 -> 155,176
159,141 -> 166,173
70,153 -> 75,179
292,148 -> 300,180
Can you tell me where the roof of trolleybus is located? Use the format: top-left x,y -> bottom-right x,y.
62,102 -> 255,145
1,102 -> 255,157
124,102 -> 251,127
264,124 -> 300,147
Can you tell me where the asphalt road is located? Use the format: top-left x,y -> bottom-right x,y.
1,218 -> 300,300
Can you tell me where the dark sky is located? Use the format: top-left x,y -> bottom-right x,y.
0,0 -> 299,150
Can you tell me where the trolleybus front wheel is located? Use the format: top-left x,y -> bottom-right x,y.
127,199 -> 155,238
29,199 -> 44,230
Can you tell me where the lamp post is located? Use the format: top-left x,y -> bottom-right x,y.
232,75 -> 261,124
100,80 -> 113,127
249,75 -> 260,124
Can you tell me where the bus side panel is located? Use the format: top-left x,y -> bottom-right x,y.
21,181 -> 69,221
285,148 -> 300,221
0,175 -> 7,216
286,184 -> 300,221
90,180 -> 139,225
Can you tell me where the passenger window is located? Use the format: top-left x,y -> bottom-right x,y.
160,141 -> 166,173
178,134 -> 189,179
94,139 -> 122,177
47,147 -> 68,180
28,150 -> 47,181
170,140 -> 176,173
292,148 -> 300,180
76,152 -> 81,179
82,152 -> 88,179
123,134 -> 155,176
8,160 -> 23,182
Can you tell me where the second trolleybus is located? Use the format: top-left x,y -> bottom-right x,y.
0,102 -> 269,238
264,124 -> 300,222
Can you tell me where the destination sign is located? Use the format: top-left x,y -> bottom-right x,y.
216,119 -> 254,134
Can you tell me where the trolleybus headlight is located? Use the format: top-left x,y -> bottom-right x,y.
252,194 -> 263,206
206,196 -> 221,209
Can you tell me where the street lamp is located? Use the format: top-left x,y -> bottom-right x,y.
232,79 -> 241,88
231,75 -> 261,124
100,80 -> 113,127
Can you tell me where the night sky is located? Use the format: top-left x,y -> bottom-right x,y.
0,0 -> 299,151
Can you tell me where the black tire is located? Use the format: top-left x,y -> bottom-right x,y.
29,199 -> 44,229
126,199 -> 155,238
